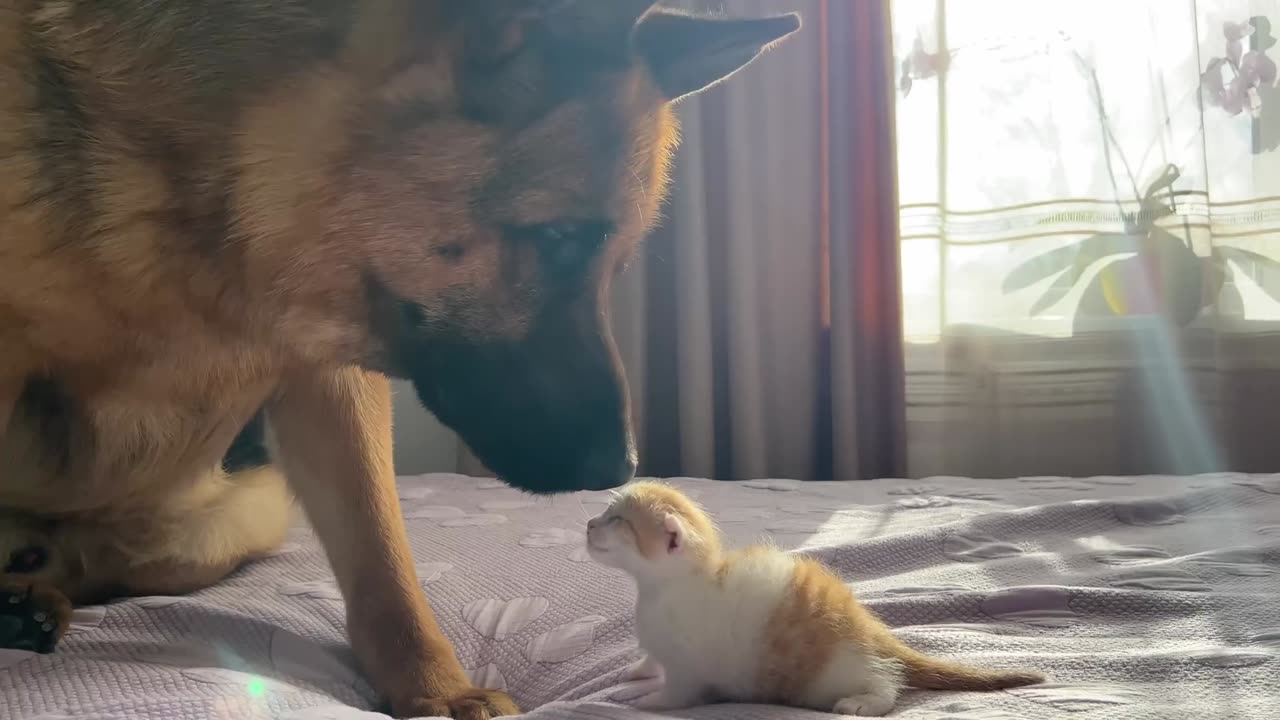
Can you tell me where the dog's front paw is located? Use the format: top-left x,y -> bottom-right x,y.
0,579 -> 72,654
396,687 -> 521,720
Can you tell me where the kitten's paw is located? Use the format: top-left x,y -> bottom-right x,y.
834,693 -> 895,717
633,691 -> 677,711
611,678 -> 663,703
621,655 -> 663,682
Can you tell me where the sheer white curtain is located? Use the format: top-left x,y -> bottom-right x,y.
892,0 -> 1280,477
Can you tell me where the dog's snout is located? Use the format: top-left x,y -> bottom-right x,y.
586,516 -> 601,530
404,303 -> 637,495
575,443 -> 637,492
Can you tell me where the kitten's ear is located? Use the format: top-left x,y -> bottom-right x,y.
662,513 -> 687,554
634,11 -> 802,102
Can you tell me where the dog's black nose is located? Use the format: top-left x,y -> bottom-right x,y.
575,443 -> 637,491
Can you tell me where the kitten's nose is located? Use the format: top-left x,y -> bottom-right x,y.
586,517 -> 601,530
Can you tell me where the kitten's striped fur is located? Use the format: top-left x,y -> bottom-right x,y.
586,481 -> 1045,716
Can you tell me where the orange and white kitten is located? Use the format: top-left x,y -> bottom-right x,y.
585,481 -> 1045,716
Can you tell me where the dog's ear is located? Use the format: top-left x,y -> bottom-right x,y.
456,0 -> 658,66
634,11 -> 802,102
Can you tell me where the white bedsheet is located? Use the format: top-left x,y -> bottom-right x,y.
2,472 -> 1278,719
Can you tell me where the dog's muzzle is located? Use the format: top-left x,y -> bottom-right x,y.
395,300 -> 637,495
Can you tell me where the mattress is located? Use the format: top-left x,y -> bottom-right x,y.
3,472 -> 1279,720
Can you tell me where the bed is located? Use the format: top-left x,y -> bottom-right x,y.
2,472 -> 1278,719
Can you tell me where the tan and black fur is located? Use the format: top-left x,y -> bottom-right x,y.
0,1 -> 799,717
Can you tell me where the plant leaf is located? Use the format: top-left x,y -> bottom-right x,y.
1003,241 -> 1088,293
1027,278 -> 1076,316
1142,164 -> 1181,203
1004,233 -> 1139,294
1217,247 -> 1280,305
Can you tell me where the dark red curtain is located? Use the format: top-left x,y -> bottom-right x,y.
636,0 -> 905,480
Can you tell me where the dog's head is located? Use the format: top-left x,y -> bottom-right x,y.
235,1 -> 799,494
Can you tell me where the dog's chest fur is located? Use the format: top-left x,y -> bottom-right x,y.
0,4 -> 308,517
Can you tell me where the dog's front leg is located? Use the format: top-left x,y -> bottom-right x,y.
271,367 -> 520,720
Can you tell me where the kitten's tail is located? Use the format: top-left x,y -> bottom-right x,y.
891,646 -> 1045,691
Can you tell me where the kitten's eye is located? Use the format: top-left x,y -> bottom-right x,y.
4,545 -> 47,574
515,220 -> 614,278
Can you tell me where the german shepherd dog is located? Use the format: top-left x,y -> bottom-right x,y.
0,1 -> 798,717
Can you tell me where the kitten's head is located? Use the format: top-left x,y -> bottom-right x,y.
585,481 -> 721,579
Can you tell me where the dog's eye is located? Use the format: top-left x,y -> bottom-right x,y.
607,516 -> 622,525
518,220 -> 614,277
4,545 -> 48,574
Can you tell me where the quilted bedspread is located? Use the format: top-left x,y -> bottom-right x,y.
3,472 -> 1279,719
